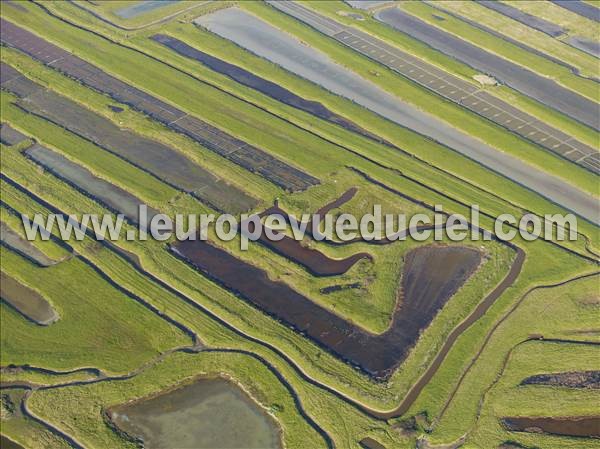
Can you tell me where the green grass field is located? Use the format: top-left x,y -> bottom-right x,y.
1,1 -> 598,448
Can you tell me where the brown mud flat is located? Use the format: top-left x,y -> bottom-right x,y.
521,370 -> 600,389
171,240 -> 481,379
320,282 -> 362,294
0,272 -> 58,325
502,416 -> 600,438
0,19 -> 319,192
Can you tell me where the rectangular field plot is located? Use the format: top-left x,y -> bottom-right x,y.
24,144 -> 160,228
1,65 -> 257,213
0,18 -> 319,192
1,221 -> 55,267
172,239 -> 483,379
270,2 -> 599,175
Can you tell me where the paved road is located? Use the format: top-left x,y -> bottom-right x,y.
270,1 -> 600,176
374,7 -> 600,132
198,6 -> 599,224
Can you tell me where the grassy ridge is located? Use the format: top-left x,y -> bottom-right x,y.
27,351 -> 325,449
399,1 -> 599,102
510,0 -> 600,41
1,2 -> 598,448
9,1 -> 599,250
417,273 -> 600,447
431,0 -> 600,78
300,1 -> 599,149
0,245 -> 190,373
0,177 -> 412,449
1,389 -> 72,449
2,89 -> 595,419
471,340 -> 600,448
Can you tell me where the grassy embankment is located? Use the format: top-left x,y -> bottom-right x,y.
279,1 -> 599,177
423,275 -> 600,448
0,83 -> 511,409
31,0 -> 600,253
0,176 -> 410,449
471,339 -> 600,449
1,388 -> 72,449
22,0 -> 597,248
2,2 -> 596,444
2,0 -> 596,410
510,0 -> 600,41
430,0 -> 600,78
1,69 -> 595,420
35,1 -> 600,211
0,227 -> 189,373
26,351 -> 326,449
70,0 -> 205,30
399,1 -> 600,103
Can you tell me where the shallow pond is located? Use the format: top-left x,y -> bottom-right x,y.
110,378 -> 282,449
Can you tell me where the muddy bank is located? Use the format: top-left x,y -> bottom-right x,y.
0,123 -> 27,146
172,239 -> 481,379
0,272 -> 58,325
1,222 -> 56,267
320,282 -> 362,294
108,377 -> 282,449
502,416 -> 600,438
0,20 -> 318,192
24,144 -> 162,228
521,370 -> 600,389
360,437 -> 387,449
115,0 -> 179,20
